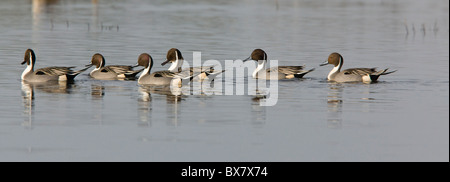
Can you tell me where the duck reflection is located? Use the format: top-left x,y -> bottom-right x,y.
90,83 -> 105,125
140,85 -> 184,103
91,83 -> 104,99
250,88 -> 267,126
327,83 -> 343,129
21,82 -> 35,129
21,81 -> 73,129
138,85 -> 185,127
137,86 -> 152,127
21,80 -> 73,94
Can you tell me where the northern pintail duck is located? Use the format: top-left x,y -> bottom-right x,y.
87,53 -> 143,80
243,49 -> 314,80
21,49 -> 89,83
320,52 -> 396,83
161,48 -> 225,81
136,53 -> 198,86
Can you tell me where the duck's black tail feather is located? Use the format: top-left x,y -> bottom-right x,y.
67,65 -> 92,80
370,68 -> 397,81
125,68 -> 145,78
294,68 -> 315,78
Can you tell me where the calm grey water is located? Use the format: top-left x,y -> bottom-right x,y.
0,0 -> 448,162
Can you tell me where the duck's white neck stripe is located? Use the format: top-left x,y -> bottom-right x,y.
253,59 -> 266,78
139,64 -> 152,80
29,52 -> 33,65
92,57 -> 103,74
328,65 -> 340,80
91,66 -> 100,75
168,59 -> 183,72
22,52 -> 34,80
22,64 -> 33,80
327,57 -> 342,80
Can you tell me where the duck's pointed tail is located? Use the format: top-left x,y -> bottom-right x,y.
125,68 -> 145,78
294,68 -> 315,78
370,68 -> 397,81
204,69 -> 226,80
379,68 -> 397,75
67,65 -> 92,80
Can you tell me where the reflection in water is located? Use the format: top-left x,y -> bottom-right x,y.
21,81 -> 73,129
327,83 -> 343,129
137,86 -> 152,127
142,85 -> 184,103
250,88 -> 267,126
359,84 -> 374,114
21,82 -> 35,129
90,83 -> 105,125
138,85 -> 184,127
34,81 -> 73,94
91,83 -> 104,99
